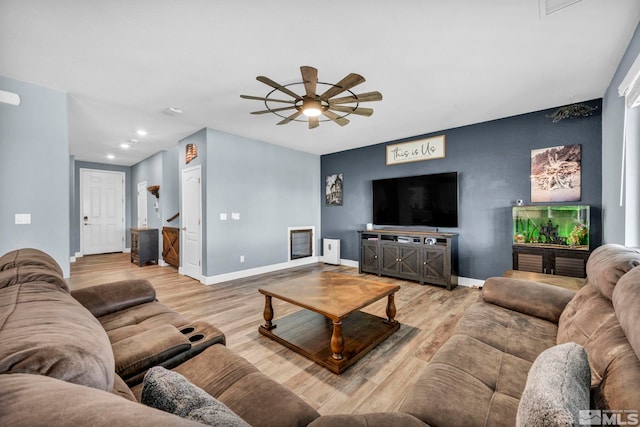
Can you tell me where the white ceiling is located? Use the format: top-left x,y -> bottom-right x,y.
1,1 -> 639,166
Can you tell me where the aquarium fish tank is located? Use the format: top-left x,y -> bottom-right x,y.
513,205 -> 589,250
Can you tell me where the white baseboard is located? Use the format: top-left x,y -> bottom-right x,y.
123,248 -> 131,253
456,276 -> 485,288
158,259 -> 168,267
203,256 -> 321,285
70,256 -> 76,263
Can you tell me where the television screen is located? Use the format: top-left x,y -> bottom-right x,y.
372,172 -> 458,227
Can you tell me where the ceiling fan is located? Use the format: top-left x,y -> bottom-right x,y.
240,66 -> 383,129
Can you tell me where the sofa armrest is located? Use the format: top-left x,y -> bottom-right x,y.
71,279 -> 156,318
481,277 -> 576,323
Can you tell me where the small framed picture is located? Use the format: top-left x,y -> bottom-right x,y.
325,174 -> 343,206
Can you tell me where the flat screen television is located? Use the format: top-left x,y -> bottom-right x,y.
372,172 -> 458,227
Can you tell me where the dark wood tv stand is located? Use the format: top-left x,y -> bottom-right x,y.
358,230 -> 458,290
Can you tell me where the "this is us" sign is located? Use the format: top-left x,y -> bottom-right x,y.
386,135 -> 445,165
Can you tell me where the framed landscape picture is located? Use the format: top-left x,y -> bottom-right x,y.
531,144 -> 581,202
326,174 -> 343,206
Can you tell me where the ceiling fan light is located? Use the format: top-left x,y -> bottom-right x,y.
302,98 -> 323,117
303,107 -> 322,117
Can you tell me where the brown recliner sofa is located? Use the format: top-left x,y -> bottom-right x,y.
396,243 -> 640,426
0,248 -> 320,427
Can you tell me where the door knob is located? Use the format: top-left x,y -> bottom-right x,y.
182,227 -> 187,231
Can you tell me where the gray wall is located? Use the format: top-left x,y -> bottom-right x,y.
205,128 -> 321,277
178,129 -> 208,272
321,100 -> 603,280
72,161 -> 132,253
162,146 -> 180,229
602,23 -> 640,244
132,151 -> 163,230
0,76 -> 70,276
130,147 -> 181,261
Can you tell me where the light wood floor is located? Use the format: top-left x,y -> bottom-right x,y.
68,253 -> 480,416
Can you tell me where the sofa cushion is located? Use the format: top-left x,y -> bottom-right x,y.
516,342 -> 590,427
99,300 -> 192,342
308,413 -> 427,427
454,301 -> 558,363
141,366 -> 250,427
613,266 -> 640,359
0,281 -> 115,391
585,244 -> 640,300
0,373 -> 205,427
0,247 -> 63,276
132,344 -> 320,427
400,333 -> 529,427
112,324 -> 191,380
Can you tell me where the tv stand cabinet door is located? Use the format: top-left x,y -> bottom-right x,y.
381,244 -> 420,281
361,241 -> 380,274
421,246 -> 449,286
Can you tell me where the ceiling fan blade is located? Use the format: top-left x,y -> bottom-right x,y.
322,110 -> 350,127
328,105 -> 374,117
251,106 -> 296,115
329,91 -> 383,104
319,73 -> 365,100
240,94 -> 295,104
308,116 -> 319,129
256,76 -> 303,101
300,66 -> 318,98
277,110 -> 304,125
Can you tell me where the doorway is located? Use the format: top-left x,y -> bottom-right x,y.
137,181 -> 147,227
80,168 -> 125,255
181,165 -> 202,280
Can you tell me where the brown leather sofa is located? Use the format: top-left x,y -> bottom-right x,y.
1,245 -> 639,426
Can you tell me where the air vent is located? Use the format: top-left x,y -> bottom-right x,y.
539,0 -> 582,16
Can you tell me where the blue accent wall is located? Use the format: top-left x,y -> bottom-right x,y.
0,76 -> 70,276
321,100 -> 602,280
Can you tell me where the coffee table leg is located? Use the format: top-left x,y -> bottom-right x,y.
331,320 -> 344,360
263,295 -> 276,330
386,293 -> 397,324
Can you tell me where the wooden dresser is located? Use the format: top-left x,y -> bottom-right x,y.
130,228 -> 158,266
162,226 -> 180,268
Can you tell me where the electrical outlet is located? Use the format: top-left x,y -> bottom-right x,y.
15,213 -> 31,224
240,255 -> 245,263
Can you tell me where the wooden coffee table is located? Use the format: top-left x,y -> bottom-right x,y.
258,272 -> 401,374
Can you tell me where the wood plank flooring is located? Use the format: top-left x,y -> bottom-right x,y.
68,253 -> 480,415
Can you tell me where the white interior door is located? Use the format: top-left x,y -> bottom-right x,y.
181,165 -> 202,280
137,181 -> 147,227
81,169 -> 125,255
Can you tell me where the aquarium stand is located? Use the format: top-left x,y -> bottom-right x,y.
358,230 -> 458,290
512,245 -> 590,278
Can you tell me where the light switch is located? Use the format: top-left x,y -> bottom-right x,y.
219,213 -> 228,221
231,212 -> 240,220
15,213 -> 31,224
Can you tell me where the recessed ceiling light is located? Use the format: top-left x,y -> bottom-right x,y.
136,129 -> 147,136
120,143 -> 130,149
107,154 -> 115,160
164,107 -> 184,115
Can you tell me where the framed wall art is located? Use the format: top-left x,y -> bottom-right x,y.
325,173 -> 343,206
531,144 -> 581,202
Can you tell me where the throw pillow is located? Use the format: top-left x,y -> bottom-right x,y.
141,366 -> 250,427
516,342 -> 590,427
